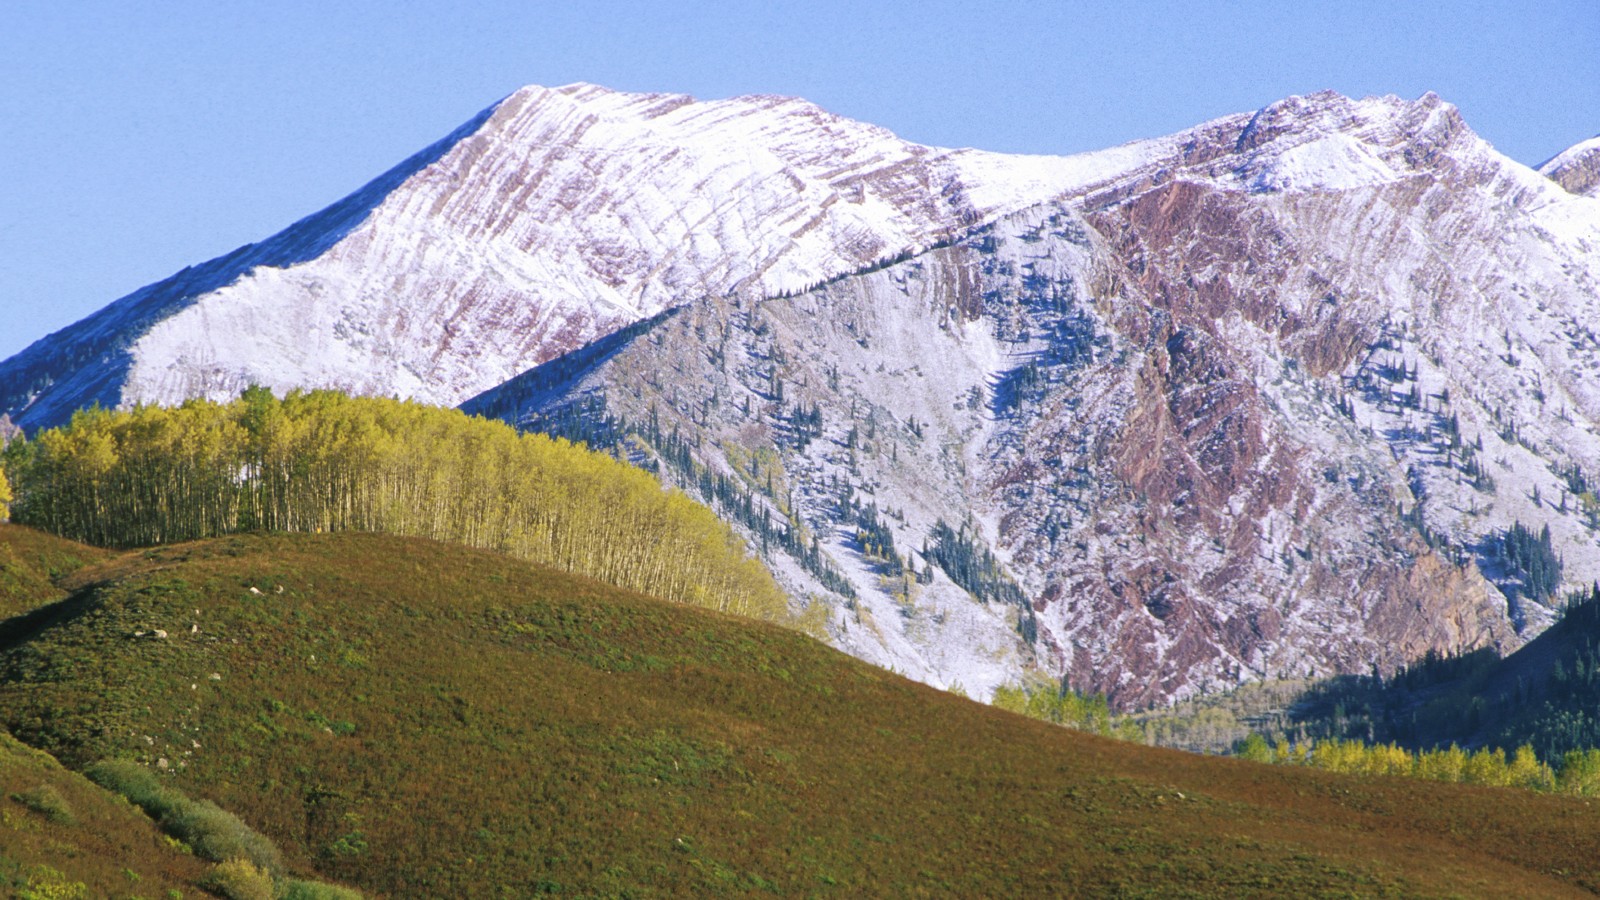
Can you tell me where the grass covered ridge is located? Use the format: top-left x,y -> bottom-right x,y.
1,529 -> 1599,896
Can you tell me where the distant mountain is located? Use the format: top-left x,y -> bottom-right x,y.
466,90 -> 1600,705
5,85 -> 1599,707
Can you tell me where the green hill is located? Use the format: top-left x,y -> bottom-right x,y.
0,728 -> 215,898
0,523 -> 107,621
2,528 -> 1599,897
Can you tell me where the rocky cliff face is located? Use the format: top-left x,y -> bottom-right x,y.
1542,135 -> 1600,198
8,85 -> 1599,706
466,91 -> 1600,705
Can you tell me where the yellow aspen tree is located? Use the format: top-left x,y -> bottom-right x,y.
1508,744 -> 1555,790
9,389 -> 792,621
1559,749 -> 1600,796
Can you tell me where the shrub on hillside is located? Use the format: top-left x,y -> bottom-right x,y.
200,858 -> 275,900
166,798 -> 283,874
10,783 -> 74,824
281,881 -> 365,899
83,759 -> 171,812
84,759 -> 282,874
12,864 -> 88,900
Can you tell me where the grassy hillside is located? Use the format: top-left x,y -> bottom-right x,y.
1,528 -> 1599,896
0,523 -> 107,621
0,729 -> 214,898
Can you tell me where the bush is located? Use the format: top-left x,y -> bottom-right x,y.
281,881 -> 365,900
166,799 -> 283,875
84,759 -> 282,874
84,758 -> 172,812
11,784 -> 75,824
15,864 -> 88,900
200,858 -> 275,900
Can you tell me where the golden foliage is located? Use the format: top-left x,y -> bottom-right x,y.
1261,735 -> 1595,794
0,389 -> 787,621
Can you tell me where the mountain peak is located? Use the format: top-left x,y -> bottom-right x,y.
463,85 -> 1600,705
1211,90 -> 1469,193
0,82 -> 1090,430
0,84 -> 1564,434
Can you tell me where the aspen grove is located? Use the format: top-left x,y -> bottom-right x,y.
0,388 -> 788,621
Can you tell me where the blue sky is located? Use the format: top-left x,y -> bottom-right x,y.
2,0 -> 1596,361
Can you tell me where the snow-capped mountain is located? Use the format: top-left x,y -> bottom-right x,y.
5,84 -> 1599,706
468,90 -> 1600,705
0,83 -> 1105,430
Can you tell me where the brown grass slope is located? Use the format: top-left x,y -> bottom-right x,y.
0,527 -> 1597,897
0,527 -> 277,899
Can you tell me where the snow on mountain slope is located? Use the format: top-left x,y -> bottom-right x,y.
468,91 -> 1600,705
0,103 -> 500,429
1,83 -> 1121,430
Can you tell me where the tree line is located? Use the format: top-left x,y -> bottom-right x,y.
0,388 -> 788,621
1235,734 -> 1600,796
991,680 -> 1142,741
990,674 -> 1600,797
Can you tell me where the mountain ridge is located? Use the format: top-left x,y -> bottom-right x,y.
1541,134 -> 1600,198
1,82 -> 1115,431
466,88 -> 1600,704
0,99 -> 502,430
9,86 -> 1540,430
